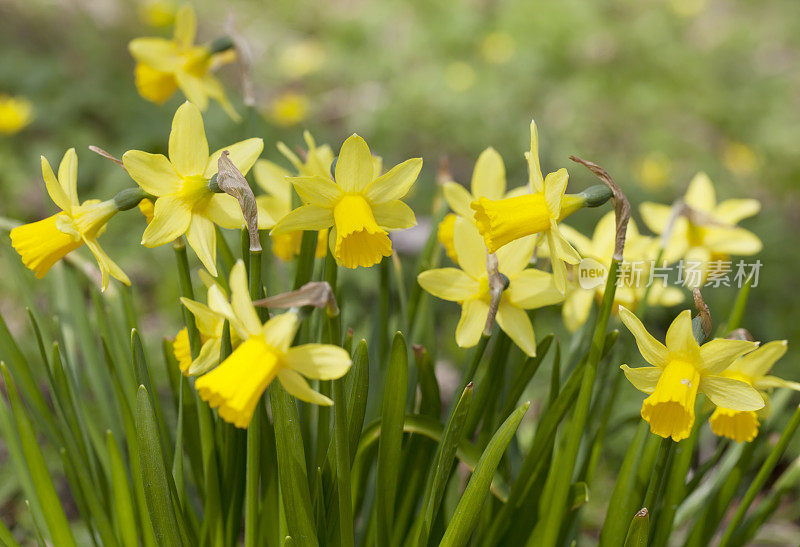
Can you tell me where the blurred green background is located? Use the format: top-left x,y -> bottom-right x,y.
1,0 -> 799,542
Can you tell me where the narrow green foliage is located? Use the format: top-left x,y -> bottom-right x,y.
107,430 -> 138,547
624,509 -> 650,547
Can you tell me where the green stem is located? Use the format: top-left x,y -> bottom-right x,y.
717,405 -> 800,547
174,240 -> 200,356
535,259 -> 620,547
642,437 -> 673,513
333,377 -> 354,547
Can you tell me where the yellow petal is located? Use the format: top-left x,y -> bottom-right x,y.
618,306 -> 668,367
550,222 -> 581,264
417,268 -> 479,302
58,148 -> 79,207
271,205 -> 333,235
372,200 -> 417,231
175,72 -> 209,110
256,196 -> 282,230
134,62 -> 177,104
546,231 -> 567,294
562,288 -> 594,333
364,158 -> 422,204
169,101 -> 208,176
495,235 -> 536,277
665,309 -> 700,363
284,344 -> 352,380
173,4 -> 196,48
332,195 -> 392,269
41,155 -> 71,212
201,74 -> 241,122
84,237 -> 130,291
638,202 -> 673,236
142,196 -> 192,247
714,199 -> 760,224
471,193 -> 551,254
709,407 -> 759,443
335,134 -> 374,193
641,359 -> 700,441
505,269 -> 563,309
698,339 -> 759,375
254,159 -> 293,203
703,227 -> 762,255
496,302 -> 536,357
128,38 -> 179,72
456,298 -> 489,348
544,168 -> 568,219
442,182 -> 473,218
558,223 -> 593,259
180,297 -> 222,338
437,214 -> 458,262
185,214 -> 217,277
261,312 -> 300,354
204,138 -> 264,179
277,368 -> 333,406
188,338 -> 222,376
290,175 -> 343,207
753,376 -> 800,391
122,150 -> 182,197
173,328 -> 193,375
527,120 -> 544,192
205,194 -> 244,230
453,217 -> 487,279
470,147 -> 506,200
684,172 -> 716,212
10,215 -> 82,279
737,340 -> 788,378
700,376 -> 764,411
229,260 -> 261,336
620,365 -> 662,394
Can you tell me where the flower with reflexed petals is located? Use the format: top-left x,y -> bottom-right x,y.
122,101 -> 263,276
470,120 -> 581,292
418,217 -> 563,356
639,172 -> 761,287
619,306 -> 764,441
559,211 -> 683,332
255,132 -> 332,261
709,340 -> 799,442
271,134 -> 420,269
10,149 -> 129,291
129,4 -> 239,120
193,261 -> 352,428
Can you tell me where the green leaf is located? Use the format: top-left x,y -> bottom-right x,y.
500,334 -> 552,420
418,382 -> 474,545
333,376 -> 354,547
347,340 -> 370,464
0,512 -> 21,547
624,509 -> 650,547
569,482 -> 589,511
416,346 -> 441,418
0,363 -> 77,546
136,385 -> 185,547
107,430 -> 138,547
376,331 -> 409,544
440,401 -> 530,546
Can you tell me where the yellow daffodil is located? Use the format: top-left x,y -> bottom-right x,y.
271,134 -> 420,269
129,4 -> 239,120
10,149 -> 129,291
268,92 -> 311,127
559,211 -> 683,332
175,270 -> 238,375
640,172 -> 762,286
418,217 -> 563,356
254,132 -> 332,260
470,120 -> 581,292
0,94 -> 33,135
122,101 -> 263,277
709,340 -> 799,442
437,213 -> 458,262
619,306 -> 763,441
138,0 -> 177,28
194,261 -> 352,427
277,40 -> 326,79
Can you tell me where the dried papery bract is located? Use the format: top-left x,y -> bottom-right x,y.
253,281 -> 339,317
693,288 -> 712,339
217,150 -> 261,251
482,253 -> 507,336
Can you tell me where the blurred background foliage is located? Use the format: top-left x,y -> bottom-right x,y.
1,0 -> 800,542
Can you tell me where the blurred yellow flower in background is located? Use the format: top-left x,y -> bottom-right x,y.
194,261 -> 352,427
253,132 -> 333,260
709,340 -> 799,442
0,94 -> 33,135
640,172 -> 762,287
445,62 -> 477,92
272,134 -> 420,268
10,149 -> 129,291
419,217 -> 563,356
437,213 -> 458,262
633,152 -> 671,191
278,39 -> 326,79
122,101 -> 263,276
268,92 -> 311,127
138,0 -> 177,28
723,141 -> 760,177
619,307 -> 762,441
129,4 -> 240,120
480,32 -> 516,64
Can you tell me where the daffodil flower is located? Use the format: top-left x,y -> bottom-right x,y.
255,132 -> 332,261
619,306 -> 764,441
640,172 -> 762,286
559,211 -> 683,332
175,270 -> 239,376
418,217 -> 563,356
129,4 -> 240,120
122,101 -> 263,277
437,213 -> 458,262
470,121 -> 581,292
0,94 -> 33,135
10,149 -> 129,291
709,340 -> 799,442
271,134 -> 421,269
193,261 -> 352,428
